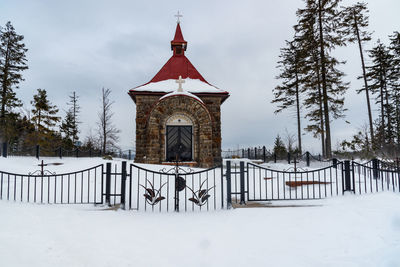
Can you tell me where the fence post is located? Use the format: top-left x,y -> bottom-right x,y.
121,161 -> 127,210
263,146 -> 266,162
105,162 -> 111,206
241,149 -> 244,158
254,147 -> 257,159
372,158 -> 379,180
226,160 -> 232,209
332,158 -> 338,169
58,147 -> 62,159
343,160 -> 352,193
35,145 -> 40,159
318,154 -> 321,161
274,153 -> 277,163
128,150 -> 132,160
287,152 -> 291,164
240,161 -> 245,205
306,151 -> 310,167
247,148 -> 250,159
2,142 -> 7,158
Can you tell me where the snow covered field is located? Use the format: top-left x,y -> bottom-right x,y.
0,157 -> 400,266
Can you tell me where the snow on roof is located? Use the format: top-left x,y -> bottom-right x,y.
131,78 -> 227,94
159,90 -> 204,103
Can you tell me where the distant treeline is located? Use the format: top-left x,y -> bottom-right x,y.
0,22 -> 120,153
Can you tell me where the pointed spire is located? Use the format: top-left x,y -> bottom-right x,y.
172,23 -> 186,43
171,22 -> 187,55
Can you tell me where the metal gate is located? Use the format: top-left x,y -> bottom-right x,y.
127,162 -> 225,212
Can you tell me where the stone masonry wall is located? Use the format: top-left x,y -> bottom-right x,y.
134,94 -> 223,168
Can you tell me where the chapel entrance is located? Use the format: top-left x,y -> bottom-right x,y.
166,125 -> 192,161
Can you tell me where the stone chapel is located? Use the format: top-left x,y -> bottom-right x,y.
128,21 -> 229,168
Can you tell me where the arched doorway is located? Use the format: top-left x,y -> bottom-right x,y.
166,114 -> 193,161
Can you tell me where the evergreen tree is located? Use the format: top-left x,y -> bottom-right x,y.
341,2 -> 374,147
295,0 -> 348,157
272,40 -> 304,153
0,21 -> 28,142
60,91 -> 80,147
365,41 -> 394,146
30,89 -> 60,147
389,32 -> 400,146
296,19 -> 326,154
273,134 -> 287,159
60,111 -> 75,149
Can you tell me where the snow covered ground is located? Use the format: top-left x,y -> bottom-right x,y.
0,157 -> 400,266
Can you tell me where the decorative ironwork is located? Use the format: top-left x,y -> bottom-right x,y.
140,179 -> 167,206
159,157 -> 195,212
187,180 -> 215,207
283,158 -> 306,172
28,160 -> 63,176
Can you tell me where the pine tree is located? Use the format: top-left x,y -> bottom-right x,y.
295,0 -> 348,157
389,32 -> 400,146
60,91 -> 80,147
315,0 -> 347,158
341,2 -> 374,147
30,89 -> 60,146
296,18 -> 326,154
273,134 -> 287,159
0,21 -> 28,142
60,111 -> 75,149
98,88 -> 120,153
365,41 -> 394,146
272,40 -> 304,153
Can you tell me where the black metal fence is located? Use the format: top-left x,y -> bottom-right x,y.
225,159 -> 400,205
1,157 -> 399,211
1,142 -> 135,160
222,147 -> 327,166
0,160 -> 226,212
0,165 -> 104,204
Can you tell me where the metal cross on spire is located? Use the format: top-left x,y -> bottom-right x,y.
176,75 -> 185,92
174,11 -> 183,23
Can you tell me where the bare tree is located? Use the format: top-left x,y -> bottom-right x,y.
284,128 -> 297,154
98,88 -> 120,153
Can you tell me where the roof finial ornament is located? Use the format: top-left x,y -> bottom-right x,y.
174,11 -> 183,24
176,75 -> 185,92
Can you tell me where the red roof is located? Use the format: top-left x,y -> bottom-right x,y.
150,54 -> 207,83
129,23 -> 229,103
146,22 -> 208,83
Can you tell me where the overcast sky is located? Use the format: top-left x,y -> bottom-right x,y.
1,0 -> 400,153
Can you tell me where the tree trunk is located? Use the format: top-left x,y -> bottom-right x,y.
0,38 -> 11,138
353,11 -> 374,148
102,89 -> 107,153
318,81 -> 325,157
295,71 -> 302,154
379,72 -> 385,145
384,82 -> 392,144
396,95 -> 400,146
318,0 -> 332,158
